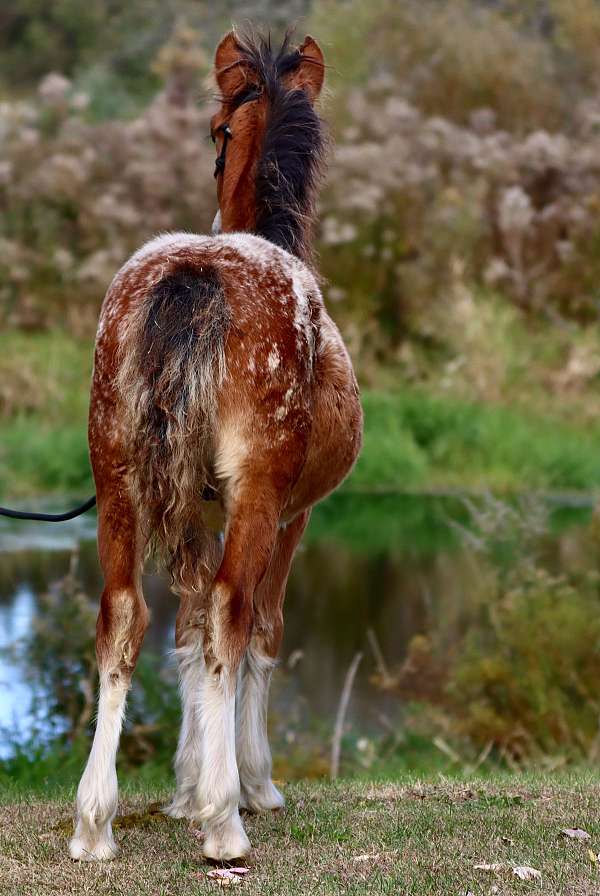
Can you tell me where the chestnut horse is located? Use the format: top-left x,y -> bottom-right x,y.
70,30 -> 362,863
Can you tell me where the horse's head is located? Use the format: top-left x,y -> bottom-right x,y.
210,30 -> 326,262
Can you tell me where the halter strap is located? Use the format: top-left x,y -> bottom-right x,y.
214,124 -> 233,178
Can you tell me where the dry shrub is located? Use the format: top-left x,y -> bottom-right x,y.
4,8 -> 600,372
320,85 -> 600,365
0,31 -> 216,332
395,1 -> 560,132
313,0 -> 563,131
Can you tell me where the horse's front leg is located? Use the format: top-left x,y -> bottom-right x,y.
237,509 -> 310,812
69,486 -> 149,861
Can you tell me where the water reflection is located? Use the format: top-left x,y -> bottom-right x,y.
0,493 -> 594,759
0,585 -> 37,748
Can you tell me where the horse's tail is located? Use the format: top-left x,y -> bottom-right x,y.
116,262 -> 230,590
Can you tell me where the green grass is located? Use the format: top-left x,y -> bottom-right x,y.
2,330 -> 600,498
2,774 -> 600,894
0,330 -> 92,498
356,390 -> 600,493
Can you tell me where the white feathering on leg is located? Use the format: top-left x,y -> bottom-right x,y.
237,648 -> 284,811
163,641 -> 205,819
69,672 -> 128,861
196,666 -> 250,860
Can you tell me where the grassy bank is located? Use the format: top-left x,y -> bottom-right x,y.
2,775 -> 600,894
0,331 -> 92,498
2,331 -> 600,499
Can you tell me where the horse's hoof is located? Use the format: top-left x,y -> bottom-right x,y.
240,780 -> 285,812
202,816 -> 251,861
69,834 -> 118,861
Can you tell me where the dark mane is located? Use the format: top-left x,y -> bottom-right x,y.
228,31 -> 327,265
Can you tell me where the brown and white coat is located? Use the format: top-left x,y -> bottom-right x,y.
70,31 -> 362,863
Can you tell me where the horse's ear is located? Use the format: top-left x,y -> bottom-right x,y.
285,36 -> 325,102
214,31 -> 256,99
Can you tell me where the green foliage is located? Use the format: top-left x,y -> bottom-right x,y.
0,330 -> 91,421
350,392 -> 428,490
0,421 -> 90,495
0,1 -> 112,87
375,495 -> 600,762
4,0 -> 600,375
353,390 -> 600,493
0,331 -> 90,496
307,493 -> 460,555
0,2 -> 198,105
450,567 -> 600,756
0,736 -> 88,795
5,2 -> 600,782
3,331 -> 600,497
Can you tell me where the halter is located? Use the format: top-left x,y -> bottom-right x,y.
213,123 -> 233,178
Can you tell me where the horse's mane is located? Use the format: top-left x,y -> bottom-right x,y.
225,30 -> 327,264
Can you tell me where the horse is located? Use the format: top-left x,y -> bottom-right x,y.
69,29 -> 363,863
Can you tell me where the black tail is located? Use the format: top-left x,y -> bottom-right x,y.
116,263 -> 230,590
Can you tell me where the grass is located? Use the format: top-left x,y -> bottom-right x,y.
2,329 -> 600,498
357,391 -> 600,493
0,330 -> 92,498
2,774 -> 600,894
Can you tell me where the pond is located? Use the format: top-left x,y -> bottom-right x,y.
0,492 -> 596,767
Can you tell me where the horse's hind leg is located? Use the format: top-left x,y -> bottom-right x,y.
163,530 -> 222,820
237,509 -> 310,812
163,608 -> 205,820
197,476 -> 283,861
69,487 -> 149,861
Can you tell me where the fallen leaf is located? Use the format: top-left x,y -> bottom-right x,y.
474,863 -> 503,872
205,869 -> 242,887
587,849 -> 598,864
512,866 -> 541,881
561,828 -> 590,841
